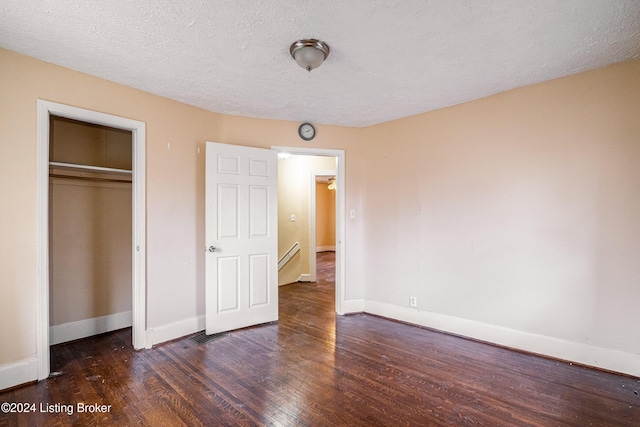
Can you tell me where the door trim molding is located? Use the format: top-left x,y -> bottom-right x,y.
36,100 -> 147,380
272,146 -> 346,315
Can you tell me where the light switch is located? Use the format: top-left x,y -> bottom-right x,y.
290,214 -> 296,222
350,209 -> 356,219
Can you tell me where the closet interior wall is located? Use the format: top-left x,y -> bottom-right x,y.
49,116 -> 133,344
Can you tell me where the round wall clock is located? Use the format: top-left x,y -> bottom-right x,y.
298,122 -> 316,141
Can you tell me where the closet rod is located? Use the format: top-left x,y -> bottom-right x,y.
49,174 -> 132,184
49,161 -> 132,174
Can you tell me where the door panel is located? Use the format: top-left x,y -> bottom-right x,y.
205,142 -> 278,335
217,256 -> 240,312
249,254 -> 269,307
218,184 -> 239,238
249,185 -> 269,237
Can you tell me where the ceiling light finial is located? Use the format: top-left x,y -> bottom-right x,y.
290,39 -> 330,72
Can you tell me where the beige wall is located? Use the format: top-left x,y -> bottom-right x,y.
362,59 -> 640,355
1,45 -> 637,379
278,155 -> 336,285
0,47 -> 222,365
0,48 -> 366,368
316,182 -> 336,249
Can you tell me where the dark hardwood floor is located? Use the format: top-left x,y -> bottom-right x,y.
2,251 -> 639,426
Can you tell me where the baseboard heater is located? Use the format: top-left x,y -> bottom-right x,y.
278,241 -> 300,271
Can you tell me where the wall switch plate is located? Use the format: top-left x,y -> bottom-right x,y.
350,209 -> 356,219
290,214 -> 296,222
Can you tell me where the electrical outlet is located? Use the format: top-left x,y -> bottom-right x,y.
410,297 -> 417,307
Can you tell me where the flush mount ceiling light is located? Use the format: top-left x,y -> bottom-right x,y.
327,177 -> 336,191
290,39 -> 330,72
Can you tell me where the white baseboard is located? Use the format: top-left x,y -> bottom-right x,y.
297,274 -> 312,282
341,299 -> 364,314
316,246 -> 336,252
50,311 -> 132,345
147,315 -> 205,348
0,357 -> 38,391
363,300 -> 640,378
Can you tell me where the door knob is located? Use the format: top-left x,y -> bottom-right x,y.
208,245 -> 216,253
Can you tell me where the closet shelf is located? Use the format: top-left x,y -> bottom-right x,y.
49,161 -> 132,174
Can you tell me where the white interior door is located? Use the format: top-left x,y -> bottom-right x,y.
205,142 -> 278,335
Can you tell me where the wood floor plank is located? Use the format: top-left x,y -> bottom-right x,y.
1,252 -> 639,426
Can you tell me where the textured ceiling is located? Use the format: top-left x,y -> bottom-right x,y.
1,1 -> 639,127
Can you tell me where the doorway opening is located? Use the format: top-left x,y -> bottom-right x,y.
310,170 -> 337,283
273,146 -> 346,315
36,100 -> 146,380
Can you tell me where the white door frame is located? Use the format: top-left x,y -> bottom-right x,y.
309,169 -> 337,283
36,100 -> 146,380
272,146 -> 346,315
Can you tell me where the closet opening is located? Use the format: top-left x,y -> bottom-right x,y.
36,100 -> 147,381
48,117 -> 133,347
